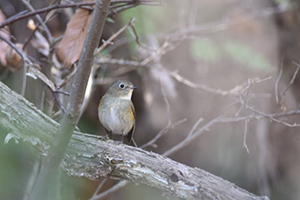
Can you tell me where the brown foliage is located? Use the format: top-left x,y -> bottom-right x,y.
56,8 -> 93,68
0,9 -> 9,66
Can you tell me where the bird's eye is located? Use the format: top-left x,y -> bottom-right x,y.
119,83 -> 125,89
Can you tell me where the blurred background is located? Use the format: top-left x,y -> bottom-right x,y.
1,0 -> 300,199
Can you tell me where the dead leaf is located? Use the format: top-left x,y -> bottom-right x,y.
0,9 -> 10,66
56,8 -> 93,68
5,43 -> 23,70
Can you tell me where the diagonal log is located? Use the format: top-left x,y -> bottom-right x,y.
0,82 -> 268,200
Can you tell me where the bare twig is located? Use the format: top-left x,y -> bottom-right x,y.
161,2 -> 296,40
219,109 -> 300,124
247,106 -> 300,127
275,58 -> 283,104
21,0 -> 53,43
96,57 -> 272,98
163,115 -> 221,157
281,61 -> 300,98
163,100 -> 241,157
243,120 -> 250,153
141,118 -> 187,149
0,2 -> 94,28
140,85 -> 187,149
187,117 -> 203,138
0,0 -> 164,28
128,19 -> 157,51
140,41 -> 171,66
89,178 -> 108,200
56,66 -> 77,89
0,34 -> 32,64
0,34 -> 33,96
95,18 -> 136,55
21,64 -> 28,96
90,180 -> 129,200
162,86 -> 171,124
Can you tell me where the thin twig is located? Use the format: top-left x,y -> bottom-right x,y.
187,117 -> 203,138
0,0 -> 164,28
161,86 -> 171,125
275,58 -> 283,104
163,115 -> 222,157
89,178 -> 108,199
95,18 -> 136,55
281,61 -> 300,98
96,57 -> 273,98
21,0 -> 53,43
220,109 -> 300,124
140,84 -> 187,149
243,120 -> 250,153
163,100 -> 241,157
21,64 -> 28,96
247,106 -> 300,127
128,19 -> 157,51
52,92 -> 66,113
0,34 -> 32,64
56,65 -> 77,89
161,2 -> 295,40
0,34 -> 33,96
90,180 -> 128,200
0,2 -> 95,28
140,118 -> 186,149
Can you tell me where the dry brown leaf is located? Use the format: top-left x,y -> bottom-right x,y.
0,9 -> 10,66
56,8 -> 93,68
5,43 -> 23,70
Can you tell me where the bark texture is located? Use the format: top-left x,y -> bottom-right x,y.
0,82 -> 268,200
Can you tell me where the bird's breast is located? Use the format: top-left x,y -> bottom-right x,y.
98,98 -> 134,135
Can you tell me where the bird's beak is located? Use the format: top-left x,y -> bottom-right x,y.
131,86 -> 138,89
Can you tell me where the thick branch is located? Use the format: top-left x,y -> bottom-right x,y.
29,0 -> 111,199
0,82 -> 268,200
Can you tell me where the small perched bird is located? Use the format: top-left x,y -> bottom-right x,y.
98,80 -> 137,146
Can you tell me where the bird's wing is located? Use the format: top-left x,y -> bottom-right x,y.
127,101 -> 136,145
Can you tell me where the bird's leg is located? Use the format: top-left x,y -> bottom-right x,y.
108,132 -> 112,140
121,131 -> 125,143
105,129 -> 112,140
130,138 -> 138,147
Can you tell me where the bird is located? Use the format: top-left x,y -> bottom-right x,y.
98,80 -> 137,146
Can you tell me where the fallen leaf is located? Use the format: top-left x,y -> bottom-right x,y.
0,9 -> 10,66
56,8 -> 93,68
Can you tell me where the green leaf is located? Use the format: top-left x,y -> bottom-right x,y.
106,17 -> 115,23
